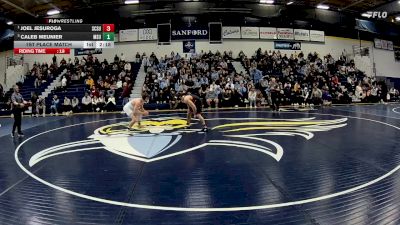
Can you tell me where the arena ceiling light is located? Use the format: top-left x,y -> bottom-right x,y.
287,1 -> 294,5
316,4 -> 330,10
6,21 -> 13,25
125,0 -> 139,4
396,16 -> 400,21
260,0 -> 274,4
47,9 -> 60,15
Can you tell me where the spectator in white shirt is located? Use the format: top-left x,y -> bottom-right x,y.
34,77 -> 42,89
92,95 -> 105,112
143,56 -> 149,72
72,97 -> 79,113
355,82 -> 364,101
206,87 -> 219,108
81,93 -> 92,112
36,96 -> 46,117
124,62 -> 131,72
105,95 -> 116,112
225,80 -> 234,90
116,79 -> 123,90
61,76 -> 67,92
92,96 -> 100,112
98,95 -> 106,112
62,96 -> 72,115
248,88 -> 257,108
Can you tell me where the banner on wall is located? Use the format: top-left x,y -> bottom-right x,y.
183,40 -> 196,53
388,41 -> 394,51
374,38 -> 382,49
222,26 -> 241,39
355,19 -> 379,34
74,48 -> 102,56
171,25 -> 208,40
382,40 -> 388,50
309,30 -> 325,42
259,27 -> 277,39
119,29 -> 138,42
374,38 -> 394,51
274,41 -> 301,50
277,28 -> 294,40
241,27 -> 259,39
138,28 -> 157,41
394,46 -> 400,62
294,29 -> 310,41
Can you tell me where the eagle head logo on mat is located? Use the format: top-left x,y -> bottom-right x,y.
29,117 -> 348,166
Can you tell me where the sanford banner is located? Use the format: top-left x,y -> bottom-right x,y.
171,25 -> 208,40
274,41 -> 301,50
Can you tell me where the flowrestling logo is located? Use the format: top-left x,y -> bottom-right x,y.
362,11 -> 388,19
274,41 -> 301,50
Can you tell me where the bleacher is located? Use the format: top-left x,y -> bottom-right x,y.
46,62 -> 141,112
45,82 -> 87,113
21,76 -> 56,100
117,62 -> 141,108
0,71 -> 59,115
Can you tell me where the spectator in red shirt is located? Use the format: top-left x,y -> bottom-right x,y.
121,82 -> 132,106
90,87 -> 100,98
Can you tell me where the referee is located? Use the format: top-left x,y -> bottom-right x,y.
11,85 -> 26,137
269,77 -> 280,111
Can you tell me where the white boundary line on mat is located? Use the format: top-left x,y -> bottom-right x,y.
14,110 -> 400,212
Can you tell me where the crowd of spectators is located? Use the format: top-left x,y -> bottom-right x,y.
141,49 -> 399,110
30,62 -> 61,89
1,49 -> 400,115
242,49 -> 399,106
142,50 -> 245,109
17,53 -> 139,115
0,52 -> 142,114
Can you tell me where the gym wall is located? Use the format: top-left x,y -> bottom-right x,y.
20,36 -> 400,78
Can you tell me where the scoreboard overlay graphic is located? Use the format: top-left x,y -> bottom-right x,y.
13,21 -> 114,54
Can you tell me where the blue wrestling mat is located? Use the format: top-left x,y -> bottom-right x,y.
0,104 -> 399,224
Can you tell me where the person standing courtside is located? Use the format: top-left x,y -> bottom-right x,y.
11,85 -> 27,137
269,77 -> 280,111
